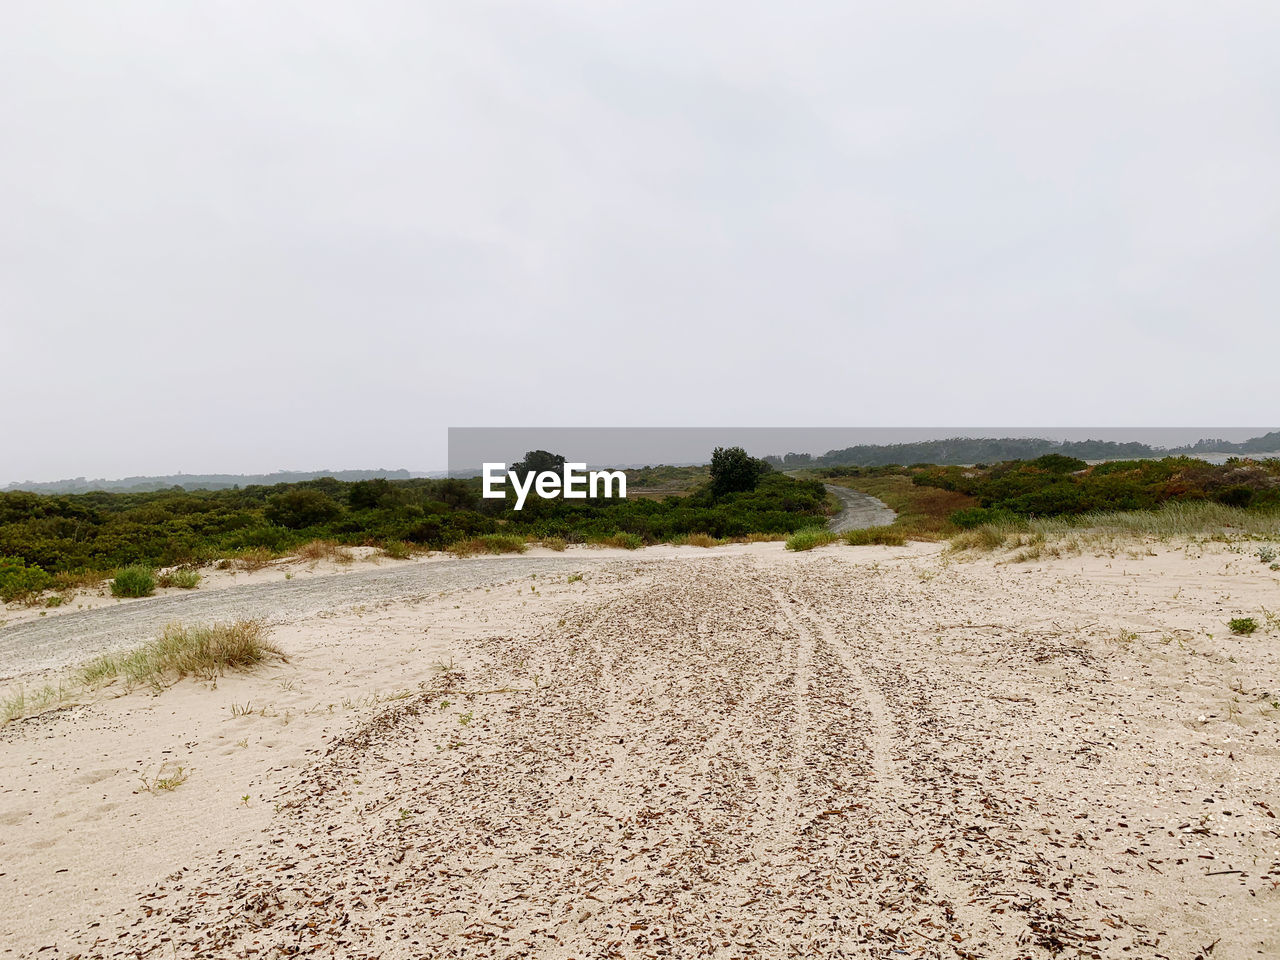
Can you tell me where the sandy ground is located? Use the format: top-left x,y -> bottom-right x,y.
2,541 -> 1279,958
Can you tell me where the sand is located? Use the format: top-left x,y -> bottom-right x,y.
1,541 -> 1278,958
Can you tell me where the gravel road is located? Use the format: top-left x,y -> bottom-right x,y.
825,483 -> 896,532
0,555 -> 614,678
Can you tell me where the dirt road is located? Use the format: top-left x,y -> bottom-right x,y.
55,547 -> 1277,959
825,483 -> 896,532
0,555 -> 609,678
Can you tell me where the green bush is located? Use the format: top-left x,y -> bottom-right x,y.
0,556 -> 54,602
949,507 -> 1021,529
264,489 -> 342,529
1228,617 -> 1258,635
111,566 -> 156,597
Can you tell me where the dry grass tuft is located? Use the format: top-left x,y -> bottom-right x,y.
295,540 -> 354,564
232,547 -> 276,572
949,502 -> 1280,561
76,620 -> 285,691
53,569 -> 111,592
744,531 -> 788,543
540,537 -> 568,552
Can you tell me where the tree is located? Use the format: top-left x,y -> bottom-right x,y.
709,446 -> 769,497
511,450 -> 567,481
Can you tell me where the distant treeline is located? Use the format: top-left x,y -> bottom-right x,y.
767,431 -> 1280,469
3,469 -> 421,494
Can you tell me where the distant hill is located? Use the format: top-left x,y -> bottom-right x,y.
765,431 -> 1280,469
2,469 -> 427,494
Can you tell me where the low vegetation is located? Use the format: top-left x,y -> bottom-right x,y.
0,451 -> 825,588
157,568 -> 201,589
110,566 -> 155,597
77,620 -> 284,691
381,539 -> 413,559
843,527 -> 907,546
447,534 -> 527,557
786,527 -> 839,551
3,620 -> 283,724
0,555 -> 54,602
814,458 -> 1280,556
949,501 -> 1280,560
1229,617 -> 1258,636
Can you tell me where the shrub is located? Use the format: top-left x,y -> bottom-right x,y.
949,507 -> 1021,530
157,569 -> 201,589
1259,546 -> 1277,564
540,537 -> 567,552
0,556 -> 54,602
264,489 -> 342,529
1217,486 -> 1254,508
1027,454 -> 1088,474
1229,617 -> 1258,635
684,533 -> 717,548
110,566 -> 155,598
786,527 -> 838,551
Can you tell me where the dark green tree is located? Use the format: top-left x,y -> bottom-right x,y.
511,450 -> 567,482
709,446 -> 769,497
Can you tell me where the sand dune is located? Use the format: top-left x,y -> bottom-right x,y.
2,542 -> 1278,958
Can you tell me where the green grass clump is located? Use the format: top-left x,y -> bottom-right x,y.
594,532 -> 643,550
0,556 -> 55,603
110,566 -> 156,598
2,682 -> 75,723
786,527 -> 838,551
76,620 -> 284,690
448,534 -> 528,557
157,569 -> 201,589
540,537 -> 567,552
843,527 -> 907,546
381,539 -> 413,560
1229,617 -> 1258,636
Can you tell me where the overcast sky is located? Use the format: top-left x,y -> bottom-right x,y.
2,2 -> 1277,482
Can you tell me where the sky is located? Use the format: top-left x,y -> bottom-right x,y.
2,2 -> 1278,483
